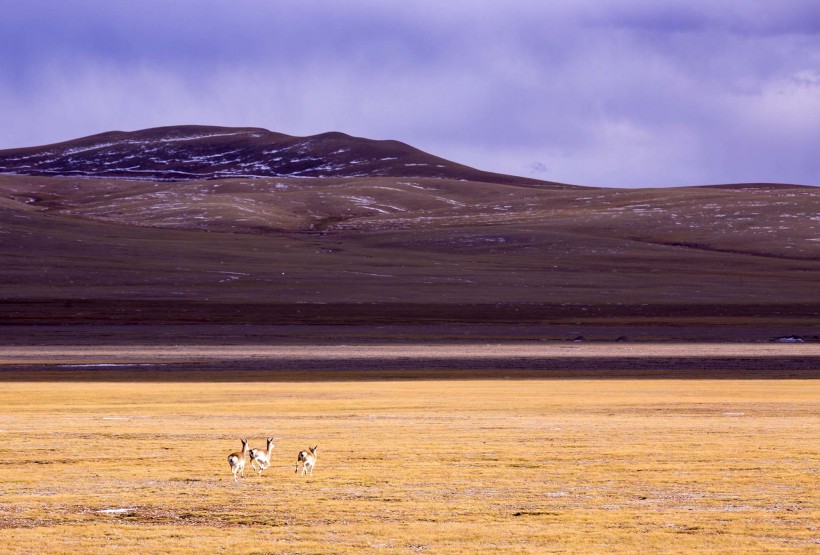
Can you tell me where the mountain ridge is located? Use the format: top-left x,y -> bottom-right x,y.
0,125 -> 561,187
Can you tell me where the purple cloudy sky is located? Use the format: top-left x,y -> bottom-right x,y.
1,1 -> 818,187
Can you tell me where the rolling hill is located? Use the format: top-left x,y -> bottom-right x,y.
0,126 -> 817,341
0,125 -> 547,185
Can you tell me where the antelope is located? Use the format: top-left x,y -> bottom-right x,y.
249,437 -> 275,475
295,445 -> 318,476
227,438 -> 250,482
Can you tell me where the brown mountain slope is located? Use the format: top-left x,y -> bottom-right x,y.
1,174 -> 816,259
0,127 -> 817,336
0,174 -> 817,331
0,125 -> 561,186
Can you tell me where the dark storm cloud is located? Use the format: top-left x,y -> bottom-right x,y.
1,1 -> 818,187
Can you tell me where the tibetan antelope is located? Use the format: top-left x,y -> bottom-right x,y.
295,445 -> 318,476
227,438 -> 250,482
249,437 -> 275,475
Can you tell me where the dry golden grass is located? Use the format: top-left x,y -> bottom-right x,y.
0,379 -> 818,553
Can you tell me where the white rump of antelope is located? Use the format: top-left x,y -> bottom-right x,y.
227,438 -> 249,482
249,437 -> 275,475
295,446 -> 318,476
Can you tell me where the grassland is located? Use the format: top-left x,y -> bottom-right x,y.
1,375 -> 817,553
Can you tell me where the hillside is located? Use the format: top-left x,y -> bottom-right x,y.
0,125 -> 551,185
0,126 -> 817,339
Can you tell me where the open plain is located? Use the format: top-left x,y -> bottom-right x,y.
0,345 -> 819,553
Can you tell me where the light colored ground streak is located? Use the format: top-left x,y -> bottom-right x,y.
0,343 -> 817,365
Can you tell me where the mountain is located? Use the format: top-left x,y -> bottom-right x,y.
0,126 -> 817,339
0,125 -> 549,185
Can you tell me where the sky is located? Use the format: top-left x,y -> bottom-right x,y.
1,1 -> 818,187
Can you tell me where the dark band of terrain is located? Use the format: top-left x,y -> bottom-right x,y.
1,354 -> 817,381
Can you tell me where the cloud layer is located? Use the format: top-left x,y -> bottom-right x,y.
1,1 -> 818,187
